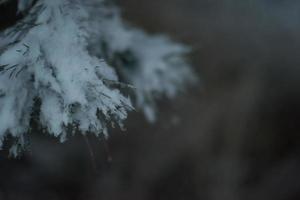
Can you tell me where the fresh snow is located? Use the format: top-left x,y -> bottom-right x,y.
0,0 -> 196,155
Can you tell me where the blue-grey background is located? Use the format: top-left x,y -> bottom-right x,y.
1,0 -> 300,199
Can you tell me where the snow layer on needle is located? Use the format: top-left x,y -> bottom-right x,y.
0,0 -> 132,155
0,0 -> 196,155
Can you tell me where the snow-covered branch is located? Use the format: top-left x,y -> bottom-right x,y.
0,0 -> 196,155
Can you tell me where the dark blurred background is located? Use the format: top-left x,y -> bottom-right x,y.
1,0 -> 300,199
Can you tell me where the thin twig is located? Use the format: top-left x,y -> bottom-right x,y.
101,134 -> 113,164
83,135 -> 98,173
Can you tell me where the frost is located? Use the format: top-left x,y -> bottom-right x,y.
0,0 -> 196,155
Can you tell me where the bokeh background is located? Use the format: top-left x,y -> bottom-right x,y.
1,0 -> 300,199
